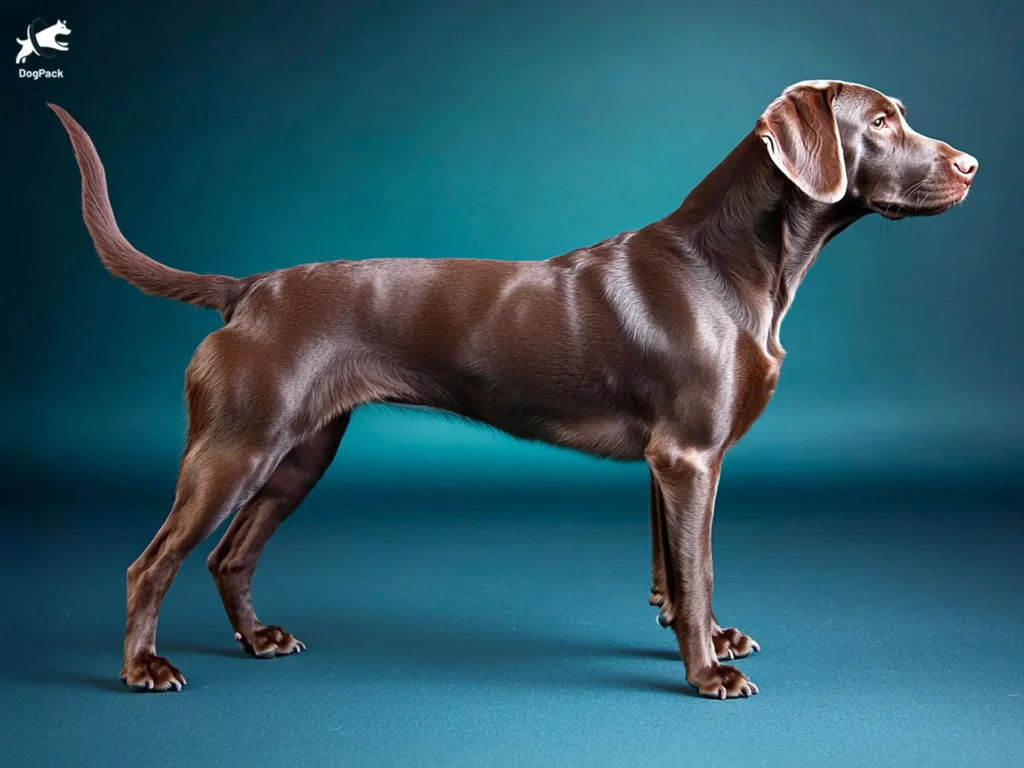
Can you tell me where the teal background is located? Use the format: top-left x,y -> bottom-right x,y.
2,1 -> 1022,767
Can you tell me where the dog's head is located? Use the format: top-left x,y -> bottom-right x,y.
52,20 -> 70,37
756,80 -> 976,219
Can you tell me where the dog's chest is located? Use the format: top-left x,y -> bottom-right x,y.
728,336 -> 782,446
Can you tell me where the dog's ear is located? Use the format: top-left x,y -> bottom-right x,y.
756,82 -> 847,204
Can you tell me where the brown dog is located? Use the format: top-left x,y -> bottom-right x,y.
51,79 -> 976,698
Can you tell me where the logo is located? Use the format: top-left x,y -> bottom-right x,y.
16,18 -> 69,79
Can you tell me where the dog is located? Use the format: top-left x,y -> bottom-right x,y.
16,20 -> 69,64
50,79 -> 976,697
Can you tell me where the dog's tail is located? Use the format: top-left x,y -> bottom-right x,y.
48,104 -> 246,314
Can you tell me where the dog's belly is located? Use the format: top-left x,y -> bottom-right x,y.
460,409 -> 648,461
401,381 -> 651,461
546,415 -> 648,460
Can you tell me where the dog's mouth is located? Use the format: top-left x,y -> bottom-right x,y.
868,187 -> 970,220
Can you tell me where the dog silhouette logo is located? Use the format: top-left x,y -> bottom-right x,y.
16,19 -> 70,65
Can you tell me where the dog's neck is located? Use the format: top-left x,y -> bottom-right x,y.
663,132 -> 863,357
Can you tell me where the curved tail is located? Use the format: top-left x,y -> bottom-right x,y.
49,104 -> 245,313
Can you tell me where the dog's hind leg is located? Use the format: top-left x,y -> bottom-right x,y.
207,413 -> 351,657
120,331 -> 301,691
120,433 -> 287,690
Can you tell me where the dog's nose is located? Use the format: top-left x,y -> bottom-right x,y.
952,152 -> 978,182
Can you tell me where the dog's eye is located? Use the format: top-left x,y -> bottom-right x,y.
872,116 -> 886,129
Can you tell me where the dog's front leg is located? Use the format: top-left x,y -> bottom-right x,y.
650,470 -> 760,661
648,470 -> 668,608
645,439 -> 758,699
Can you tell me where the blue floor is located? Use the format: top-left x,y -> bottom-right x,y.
2,482 -> 1022,767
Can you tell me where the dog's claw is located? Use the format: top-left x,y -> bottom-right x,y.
657,611 -> 672,628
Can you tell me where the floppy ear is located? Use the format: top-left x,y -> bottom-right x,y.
756,82 -> 847,204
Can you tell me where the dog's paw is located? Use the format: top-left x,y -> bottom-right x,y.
649,588 -> 666,608
713,626 -> 760,660
235,625 -> 305,658
687,664 -> 758,700
120,653 -> 186,692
